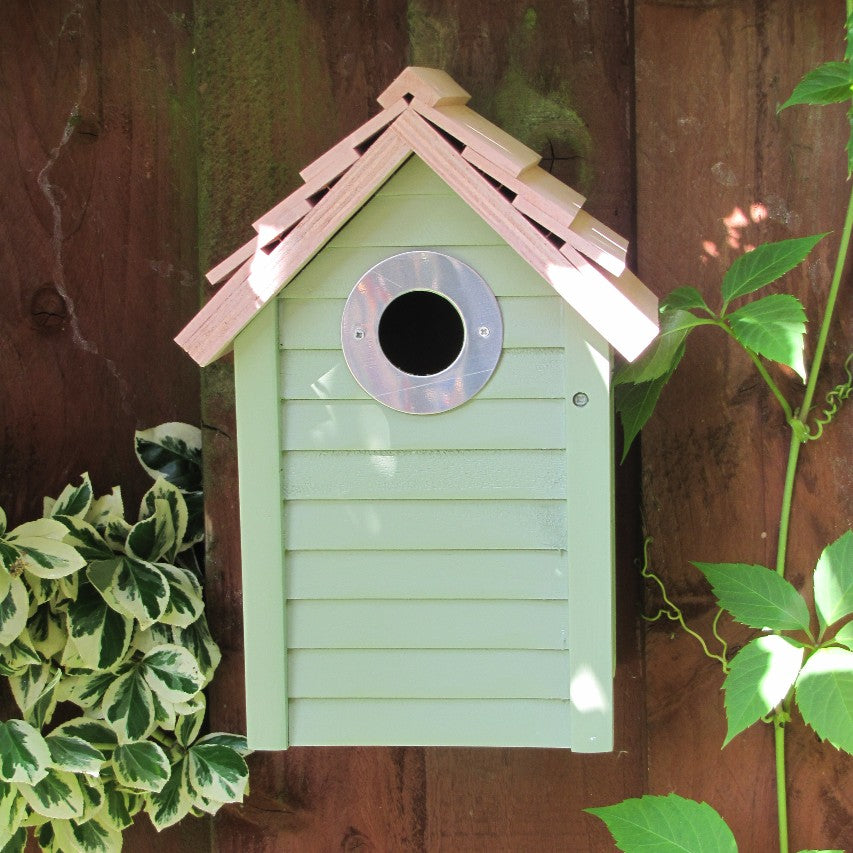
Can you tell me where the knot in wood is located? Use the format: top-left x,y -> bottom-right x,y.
30,285 -> 68,331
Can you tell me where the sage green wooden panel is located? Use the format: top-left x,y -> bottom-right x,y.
281,398 -> 565,451
375,155 -> 451,195
285,550 -> 569,600
281,449 -> 566,500
279,297 -> 565,349
283,499 -> 566,550
233,305 -> 288,750
289,649 -> 571,699
288,698 -> 572,747
280,348 -> 565,400
287,600 -> 569,649
282,245 -> 557,299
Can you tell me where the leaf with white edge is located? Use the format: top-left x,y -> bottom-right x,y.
0,721 -> 50,785
834,621 -> 853,651
187,741 -> 249,803
29,607 -> 65,661
78,775 -> 105,822
135,423 -> 202,492
693,561 -> 811,632
92,556 -> 168,630
174,616 -> 222,685
10,664 -> 60,727
55,572 -> 78,606
46,474 -> 94,520
56,669 -> 117,711
53,515 -> 112,562
125,506 -> 175,565
795,647 -> 853,754
151,688 -> 177,731
0,828 -> 26,853
727,294 -> 808,380
0,781 -> 27,844
615,309 -> 705,387
66,581 -> 133,671
182,491 -> 205,549
102,664 -> 156,743
175,703 -> 206,748
615,372 -> 673,462
813,530 -> 853,634
2,628 -> 42,674
51,815 -> 122,853
0,563 -> 10,603
0,507 -> 6,536
723,635 -> 804,745
0,577 -> 29,647
45,735 -> 104,777
132,622 -> 175,656
721,234 -> 826,309
18,768 -> 85,819
586,793 -> 738,853
779,61 -> 852,110
145,758 -> 194,830
111,741 -> 170,793
85,487 -> 124,532
142,644 -> 205,704
103,515 -> 131,551
6,518 -> 85,579
140,481 -> 188,563
52,719 -> 117,757
157,562 -> 204,628
21,571 -> 56,608
99,787 -> 137,831
660,285 -> 712,313
174,690 -> 206,717
196,732 -> 250,757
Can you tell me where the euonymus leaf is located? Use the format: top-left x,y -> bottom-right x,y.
18,768 -> 85,820
0,827 -> 26,853
779,61 -> 852,110
173,616 -> 222,685
187,741 -> 249,803
0,577 -> 29,646
0,779 -> 27,846
139,481 -> 188,563
142,644 -> 204,704
46,474 -> 94,520
727,294 -> 808,379
52,719 -> 118,756
53,516 -> 112,562
183,491 -> 205,548
660,285 -> 712,313
197,732 -> 250,756
0,507 -> 5,537
694,561 -> 811,632
9,663 -> 60,728
615,372 -> 673,462
145,758 -> 193,831
0,719 -> 50,786
85,487 -> 124,532
102,664 -> 157,743
90,556 -> 169,630
111,741 -> 170,793
28,606 -> 65,661
813,529 -> 853,634
99,786 -> 137,831
156,563 -> 204,629
5,518 -> 85,580
51,815 -> 122,853
586,793 -> 738,853
795,647 -> 853,754
45,735 -> 104,777
77,773 -> 106,823
125,507 -> 176,565
721,234 -> 826,309
66,581 -> 133,671
135,423 -> 202,492
723,635 -> 803,746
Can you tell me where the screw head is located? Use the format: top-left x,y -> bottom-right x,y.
354,327 -> 365,340
572,392 -> 589,407
478,325 -> 490,338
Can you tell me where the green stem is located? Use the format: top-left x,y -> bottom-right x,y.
774,711 -> 789,853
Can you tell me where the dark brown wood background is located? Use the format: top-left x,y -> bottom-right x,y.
1,1 -> 849,850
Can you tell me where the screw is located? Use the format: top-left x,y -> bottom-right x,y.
478,326 -> 490,338
354,327 -> 365,340
572,392 -> 589,407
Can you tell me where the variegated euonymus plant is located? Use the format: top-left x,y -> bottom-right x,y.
0,423 -> 248,852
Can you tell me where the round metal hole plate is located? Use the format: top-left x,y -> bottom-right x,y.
341,251 -> 504,414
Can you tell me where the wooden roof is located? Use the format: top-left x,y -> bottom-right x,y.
176,67 -> 658,366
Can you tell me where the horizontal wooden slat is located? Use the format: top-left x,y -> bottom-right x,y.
281,348 -> 564,401
279,297 -> 566,349
281,398 -> 565,451
282,245 -> 557,299
327,194 -> 504,248
285,549 -> 569,600
289,649 -> 571,699
287,600 -> 569,649
282,449 -> 566,500
288,698 -> 572,747
283,499 -> 567,550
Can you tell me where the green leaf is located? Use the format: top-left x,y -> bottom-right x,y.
102,664 -> 157,743
721,234 -> 826,309
135,423 -> 202,492
46,474 -> 94,520
85,487 -> 124,532
51,816 -> 122,853
28,606 -> 65,661
0,828 -> 27,853
53,515 -> 113,562
175,700 -> 206,748
125,507 -> 176,565
6,518 -> 86,579
18,768 -> 85,819
51,719 -> 117,757
142,643 -> 205,703
57,670 -> 119,713
723,635 -> 803,745
813,530 -> 853,633
795,647 -> 853,754
66,581 -> 133,671
99,786 -> 137,831
173,616 -> 222,685
834,621 -> 853,651
694,561 -> 811,632
182,491 -> 205,549
0,508 -> 5,537
197,732 -> 250,756
77,773 -> 106,822
779,61 -> 852,110
0,577 -> 30,646
140,481 -> 188,563
660,286 -> 712,313
727,294 -> 807,379
145,758 -> 194,830
0,780 -> 27,845
111,741 -> 170,793
187,739 -> 249,803
9,664 -> 61,728
156,562 -> 204,628
0,720 -> 51,785
90,556 -> 169,629
615,372 -> 672,462
615,309 -> 704,387
45,734 -> 104,777
586,793 -> 738,853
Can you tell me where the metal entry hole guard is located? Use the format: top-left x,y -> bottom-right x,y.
341,250 -> 504,415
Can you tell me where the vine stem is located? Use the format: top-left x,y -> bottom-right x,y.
775,712 -> 789,853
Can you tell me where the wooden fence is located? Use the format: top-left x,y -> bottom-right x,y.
1,1 -> 849,850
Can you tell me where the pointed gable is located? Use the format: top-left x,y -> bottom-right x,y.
176,67 -> 658,366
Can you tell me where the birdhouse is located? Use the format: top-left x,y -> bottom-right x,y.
176,67 -> 658,753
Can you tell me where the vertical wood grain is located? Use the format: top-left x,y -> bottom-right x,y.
636,2 -> 853,850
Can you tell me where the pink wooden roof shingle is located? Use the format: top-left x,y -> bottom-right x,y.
177,67 -> 658,366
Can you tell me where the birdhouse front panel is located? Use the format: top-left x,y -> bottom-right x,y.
232,155 -> 615,751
